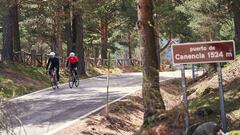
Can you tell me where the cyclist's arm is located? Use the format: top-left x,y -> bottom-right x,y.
56,58 -> 60,68
75,56 -> 79,62
46,58 -> 51,70
75,56 -> 79,66
66,60 -> 69,68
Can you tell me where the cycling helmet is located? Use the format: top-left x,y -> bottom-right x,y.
69,52 -> 75,57
49,52 -> 55,57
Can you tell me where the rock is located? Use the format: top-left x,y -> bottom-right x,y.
184,122 -> 202,135
192,122 -> 220,135
195,106 -> 214,117
198,87 -> 213,96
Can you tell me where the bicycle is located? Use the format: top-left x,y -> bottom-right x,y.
68,67 -> 79,88
49,67 -> 59,90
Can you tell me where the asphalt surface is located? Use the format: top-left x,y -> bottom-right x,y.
4,71 -> 197,135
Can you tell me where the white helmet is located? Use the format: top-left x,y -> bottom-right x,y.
69,52 -> 75,57
49,52 -> 55,57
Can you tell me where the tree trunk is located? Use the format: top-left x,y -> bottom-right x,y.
56,23 -> 63,58
100,18 -> 108,64
72,14 -> 77,52
128,32 -> 134,66
2,7 -> 14,62
64,3 -> 73,55
94,46 -> 99,66
233,0 -> 240,52
12,0 -> 21,52
52,19 -> 63,58
155,32 -> 160,69
128,32 -> 132,59
73,8 -> 86,76
137,0 -> 165,128
2,1 -> 20,62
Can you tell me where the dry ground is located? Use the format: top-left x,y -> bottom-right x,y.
56,60 -> 240,135
0,67 -> 47,90
55,78 -> 184,135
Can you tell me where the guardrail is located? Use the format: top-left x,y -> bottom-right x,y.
87,58 -> 142,67
0,49 -> 141,68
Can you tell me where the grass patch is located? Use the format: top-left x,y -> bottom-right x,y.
0,86 -> 35,98
0,64 -> 51,98
188,78 -> 240,130
8,64 -> 48,80
0,75 -> 35,98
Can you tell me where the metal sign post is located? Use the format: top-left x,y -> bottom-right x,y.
217,63 -> 227,132
181,64 -> 189,130
192,64 -> 195,82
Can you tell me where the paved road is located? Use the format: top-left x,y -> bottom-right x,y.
5,71 -> 197,135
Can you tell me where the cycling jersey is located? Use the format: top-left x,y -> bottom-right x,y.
67,56 -> 79,64
46,57 -> 60,81
46,57 -> 59,70
66,56 -> 79,75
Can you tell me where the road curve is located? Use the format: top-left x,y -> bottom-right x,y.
5,71 -> 196,135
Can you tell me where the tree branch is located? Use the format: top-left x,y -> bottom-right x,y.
160,34 -> 172,54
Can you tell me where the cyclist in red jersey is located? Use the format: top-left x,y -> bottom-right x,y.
66,52 -> 79,75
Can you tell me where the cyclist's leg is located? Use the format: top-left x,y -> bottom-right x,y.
56,67 -> 60,82
49,67 -> 53,77
69,65 -> 75,82
73,64 -> 78,76
70,65 -> 74,75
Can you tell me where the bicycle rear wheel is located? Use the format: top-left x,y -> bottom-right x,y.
53,74 -> 58,89
50,76 -> 57,90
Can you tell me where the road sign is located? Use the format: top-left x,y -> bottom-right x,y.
172,40 -> 235,64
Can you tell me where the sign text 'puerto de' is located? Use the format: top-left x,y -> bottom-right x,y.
172,40 -> 235,64
172,40 -> 236,132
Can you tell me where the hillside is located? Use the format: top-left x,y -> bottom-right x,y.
188,56 -> 240,130
142,56 -> 240,134
0,64 -> 50,98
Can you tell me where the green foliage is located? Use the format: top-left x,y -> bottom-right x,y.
0,75 -> 13,84
219,18 -> 235,39
0,74 -> 32,98
0,64 -> 51,98
0,0 -> 237,58
0,86 -> 34,98
9,65 -> 48,80
175,0 -> 232,41
153,1 -> 197,42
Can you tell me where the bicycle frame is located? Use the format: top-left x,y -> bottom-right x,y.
49,67 -> 58,89
68,68 -> 79,88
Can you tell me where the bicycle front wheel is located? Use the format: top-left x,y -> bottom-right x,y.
75,76 -> 79,87
50,77 -> 57,90
69,75 -> 74,88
